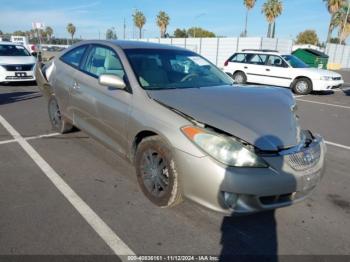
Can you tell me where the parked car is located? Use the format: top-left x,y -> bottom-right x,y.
35,40 -> 326,214
223,49 -> 344,95
10,35 -> 37,54
0,42 -> 36,83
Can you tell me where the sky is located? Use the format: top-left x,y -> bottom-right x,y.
0,0 -> 340,43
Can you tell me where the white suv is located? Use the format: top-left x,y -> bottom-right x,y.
223,49 -> 344,95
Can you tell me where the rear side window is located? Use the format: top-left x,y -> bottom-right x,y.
267,55 -> 287,67
230,53 -> 246,63
246,54 -> 268,65
60,46 -> 87,68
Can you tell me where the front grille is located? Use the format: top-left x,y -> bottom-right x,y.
287,143 -> 321,171
2,64 -> 35,71
332,77 -> 341,81
260,193 -> 295,205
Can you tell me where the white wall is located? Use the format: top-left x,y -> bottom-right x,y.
135,37 -> 293,67
326,44 -> 350,68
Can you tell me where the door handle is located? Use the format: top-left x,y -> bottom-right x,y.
244,66 -> 248,69
266,68 -> 271,71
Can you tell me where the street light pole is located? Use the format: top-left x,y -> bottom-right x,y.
194,13 -> 206,38
339,0 -> 350,44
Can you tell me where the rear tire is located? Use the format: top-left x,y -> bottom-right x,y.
292,78 -> 312,95
135,135 -> 183,208
232,71 -> 247,84
48,96 -> 73,134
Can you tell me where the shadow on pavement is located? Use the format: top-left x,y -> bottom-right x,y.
219,135 -> 300,262
0,81 -> 37,87
311,90 -> 335,96
219,211 -> 277,262
343,89 -> 350,96
0,91 -> 42,105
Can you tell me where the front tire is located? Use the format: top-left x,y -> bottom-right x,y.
135,136 -> 183,208
292,78 -> 312,95
48,96 -> 73,134
232,71 -> 247,84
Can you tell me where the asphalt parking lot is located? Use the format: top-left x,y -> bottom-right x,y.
0,79 -> 350,261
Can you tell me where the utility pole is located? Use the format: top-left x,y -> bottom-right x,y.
339,1 -> 350,44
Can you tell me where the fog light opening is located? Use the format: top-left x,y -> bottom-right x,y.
223,192 -> 238,209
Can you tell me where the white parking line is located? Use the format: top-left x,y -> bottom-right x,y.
325,141 -> 350,151
0,132 -> 60,146
296,99 -> 350,109
0,114 -> 136,259
25,132 -> 60,141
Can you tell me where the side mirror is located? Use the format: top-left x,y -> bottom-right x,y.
98,74 -> 126,90
32,52 -> 37,57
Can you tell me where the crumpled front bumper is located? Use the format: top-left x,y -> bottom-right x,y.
174,131 -> 326,214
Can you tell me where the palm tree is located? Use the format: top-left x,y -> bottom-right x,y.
132,10 -> 146,39
243,0 -> 257,37
156,11 -> 170,38
324,0 -> 346,43
45,26 -> 53,43
66,23 -> 76,43
336,4 -> 350,43
262,0 -> 283,38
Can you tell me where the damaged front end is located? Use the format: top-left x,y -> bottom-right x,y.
35,60 -> 55,99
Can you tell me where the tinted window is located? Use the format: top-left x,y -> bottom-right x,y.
230,53 -> 246,63
82,46 -> 125,79
267,55 -> 286,67
61,46 -> 87,67
125,48 -> 233,90
0,44 -> 30,56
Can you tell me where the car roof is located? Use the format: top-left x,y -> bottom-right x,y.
239,50 -> 283,56
71,40 -> 190,51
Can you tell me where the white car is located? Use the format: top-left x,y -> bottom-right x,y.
0,42 -> 36,83
223,49 -> 344,95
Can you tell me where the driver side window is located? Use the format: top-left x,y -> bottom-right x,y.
83,46 -> 126,79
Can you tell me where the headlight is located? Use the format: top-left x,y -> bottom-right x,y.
320,76 -> 332,81
181,126 -> 268,168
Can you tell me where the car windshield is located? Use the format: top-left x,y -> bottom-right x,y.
0,44 -> 30,56
282,55 -> 309,68
124,48 -> 233,90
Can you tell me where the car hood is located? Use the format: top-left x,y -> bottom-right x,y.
297,67 -> 341,77
148,86 -> 301,151
0,56 -> 36,65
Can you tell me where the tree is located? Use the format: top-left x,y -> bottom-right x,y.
0,30 -> 3,36
133,10 -> 146,39
66,23 -> 76,43
45,26 -> 53,43
106,28 -> 117,40
323,0 -> 346,43
243,0 -> 257,37
295,30 -> 320,45
262,0 -> 283,38
12,30 -> 26,36
335,5 -> 350,43
187,27 -> 216,37
156,11 -> 170,38
174,28 -> 188,38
